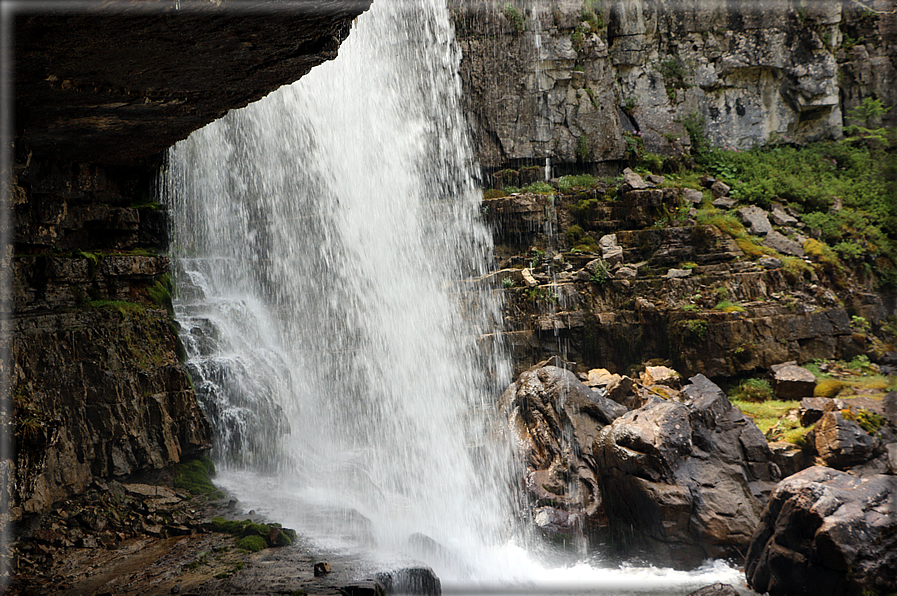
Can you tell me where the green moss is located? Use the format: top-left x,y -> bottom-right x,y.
732,378 -> 773,402
236,535 -> 268,553
173,456 -> 220,496
576,135 -> 590,161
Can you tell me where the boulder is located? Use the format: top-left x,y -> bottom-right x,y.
712,197 -> 738,210
501,366 -> 627,536
814,409 -> 879,469
593,374 -> 777,567
746,467 -> 897,596
770,206 -> 798,227
710,180 -> 731,198
621,168 -> 649,191
642,365 -> 682,389
759,256 -> 782,269
767,441 -> 813,478
762,230 -> 805,257
737,206 -> 773,236
664,268 -> 693,279
683,188 -> 704,205
770,363 -> 816,399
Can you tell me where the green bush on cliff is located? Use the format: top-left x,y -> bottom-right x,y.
559,174 -> 597,192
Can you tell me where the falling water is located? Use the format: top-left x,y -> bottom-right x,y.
163,0 -> 744,591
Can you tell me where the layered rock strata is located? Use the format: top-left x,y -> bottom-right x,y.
452,0 -> 897,169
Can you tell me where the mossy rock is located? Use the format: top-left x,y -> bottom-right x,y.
173,456 -> 219,496
236,535 -> 267,552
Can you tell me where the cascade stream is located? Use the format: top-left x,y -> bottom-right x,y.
163,0 -> 743,591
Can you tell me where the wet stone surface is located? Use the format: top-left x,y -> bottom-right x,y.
9,478 -> 387,596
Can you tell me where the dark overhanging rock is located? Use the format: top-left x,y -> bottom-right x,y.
13,0 -> 374,166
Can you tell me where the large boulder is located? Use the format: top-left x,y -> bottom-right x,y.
500,365 -> 627,539
770,363 -> 816,399
746,466 -> 897,596
815,409 -> 879,469
593,374 -> 778,567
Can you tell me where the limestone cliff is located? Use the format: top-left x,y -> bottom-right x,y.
7,0 -> 372,522
452,0 -> 897,169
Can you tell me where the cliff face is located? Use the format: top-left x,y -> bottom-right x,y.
7,0 -> 372,522
451,0 -> 897,169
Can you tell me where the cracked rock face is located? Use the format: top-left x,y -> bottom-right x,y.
451,0 -> 896,168
746,466 -> 897,596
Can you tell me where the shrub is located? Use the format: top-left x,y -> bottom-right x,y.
236,535 -> 267,553
814,378 -> 843,398
501,3 -> 525,33
483,188 -> 507,199
714,300 -> 745,312
559,174 -> 597,191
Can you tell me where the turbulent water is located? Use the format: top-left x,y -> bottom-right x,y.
163,0 -> 743,591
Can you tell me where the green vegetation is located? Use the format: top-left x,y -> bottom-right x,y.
714,300 -> 745,312
559,174 -> 597,191
581,0 -> 605,32
732,378 -> 773,402
502,3 -> 525,33
566,225 -> 600,252
211,516 -> 298,552
814,377 -> 843,397
576,134 -> 590,161
174,456 -> 222,498
731,398 -> 801,435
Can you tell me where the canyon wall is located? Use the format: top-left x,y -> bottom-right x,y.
451,0 -> 897,170
7,0 -> 372,522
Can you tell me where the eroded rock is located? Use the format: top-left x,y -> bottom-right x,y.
594,374 -> 777,566
746,466 -> 897,596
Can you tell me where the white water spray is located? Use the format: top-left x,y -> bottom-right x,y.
163,0 -> 744,591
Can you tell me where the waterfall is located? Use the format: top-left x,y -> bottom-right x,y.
163,0 -> 518,579
162,0 -> 745,590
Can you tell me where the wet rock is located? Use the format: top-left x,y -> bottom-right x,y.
501,366 -> 627,535
604,375 -> 638,409
314,561 -> 332,576
815,410 -> 879,469
376,567 -> 441,596
762,230 -> 805,257
594,374 -> 776,566
687,583 -> 741,596
770,363 -> 816,399
746,466 -> 897,596
737,206 -> 773,236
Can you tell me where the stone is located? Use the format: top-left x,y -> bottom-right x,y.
501,366 -> 628,535
603,245 -> 624,265
585,368 -> 619,388
712,197 -> 738,210
314,562 -> 332,577
664,268 -> 693,279
737,206 -> 773,235
616,266 -> 637,279
815,410 -> 878,469
687,584 -> 741,596
746,467 -> 897,596
15,4 -> 373,165
594,374 -> 776,566
710,180 -> 731,198
683,188 -> 704,205
762,230 -> 805,257
770,206 -> 798,226
770,363 -> 816,399
767,441 -> 813,478
799,397 -> 845,426
621,168 -> 649,191
375,567 -> 441,596
759,256 -> 782,269
642,365 -> 681,389
887,443 -> 897,474
885,391 -> 897,426
605,375 -> 638,409
521,268 -> 538,287
646,174 -> 665,186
